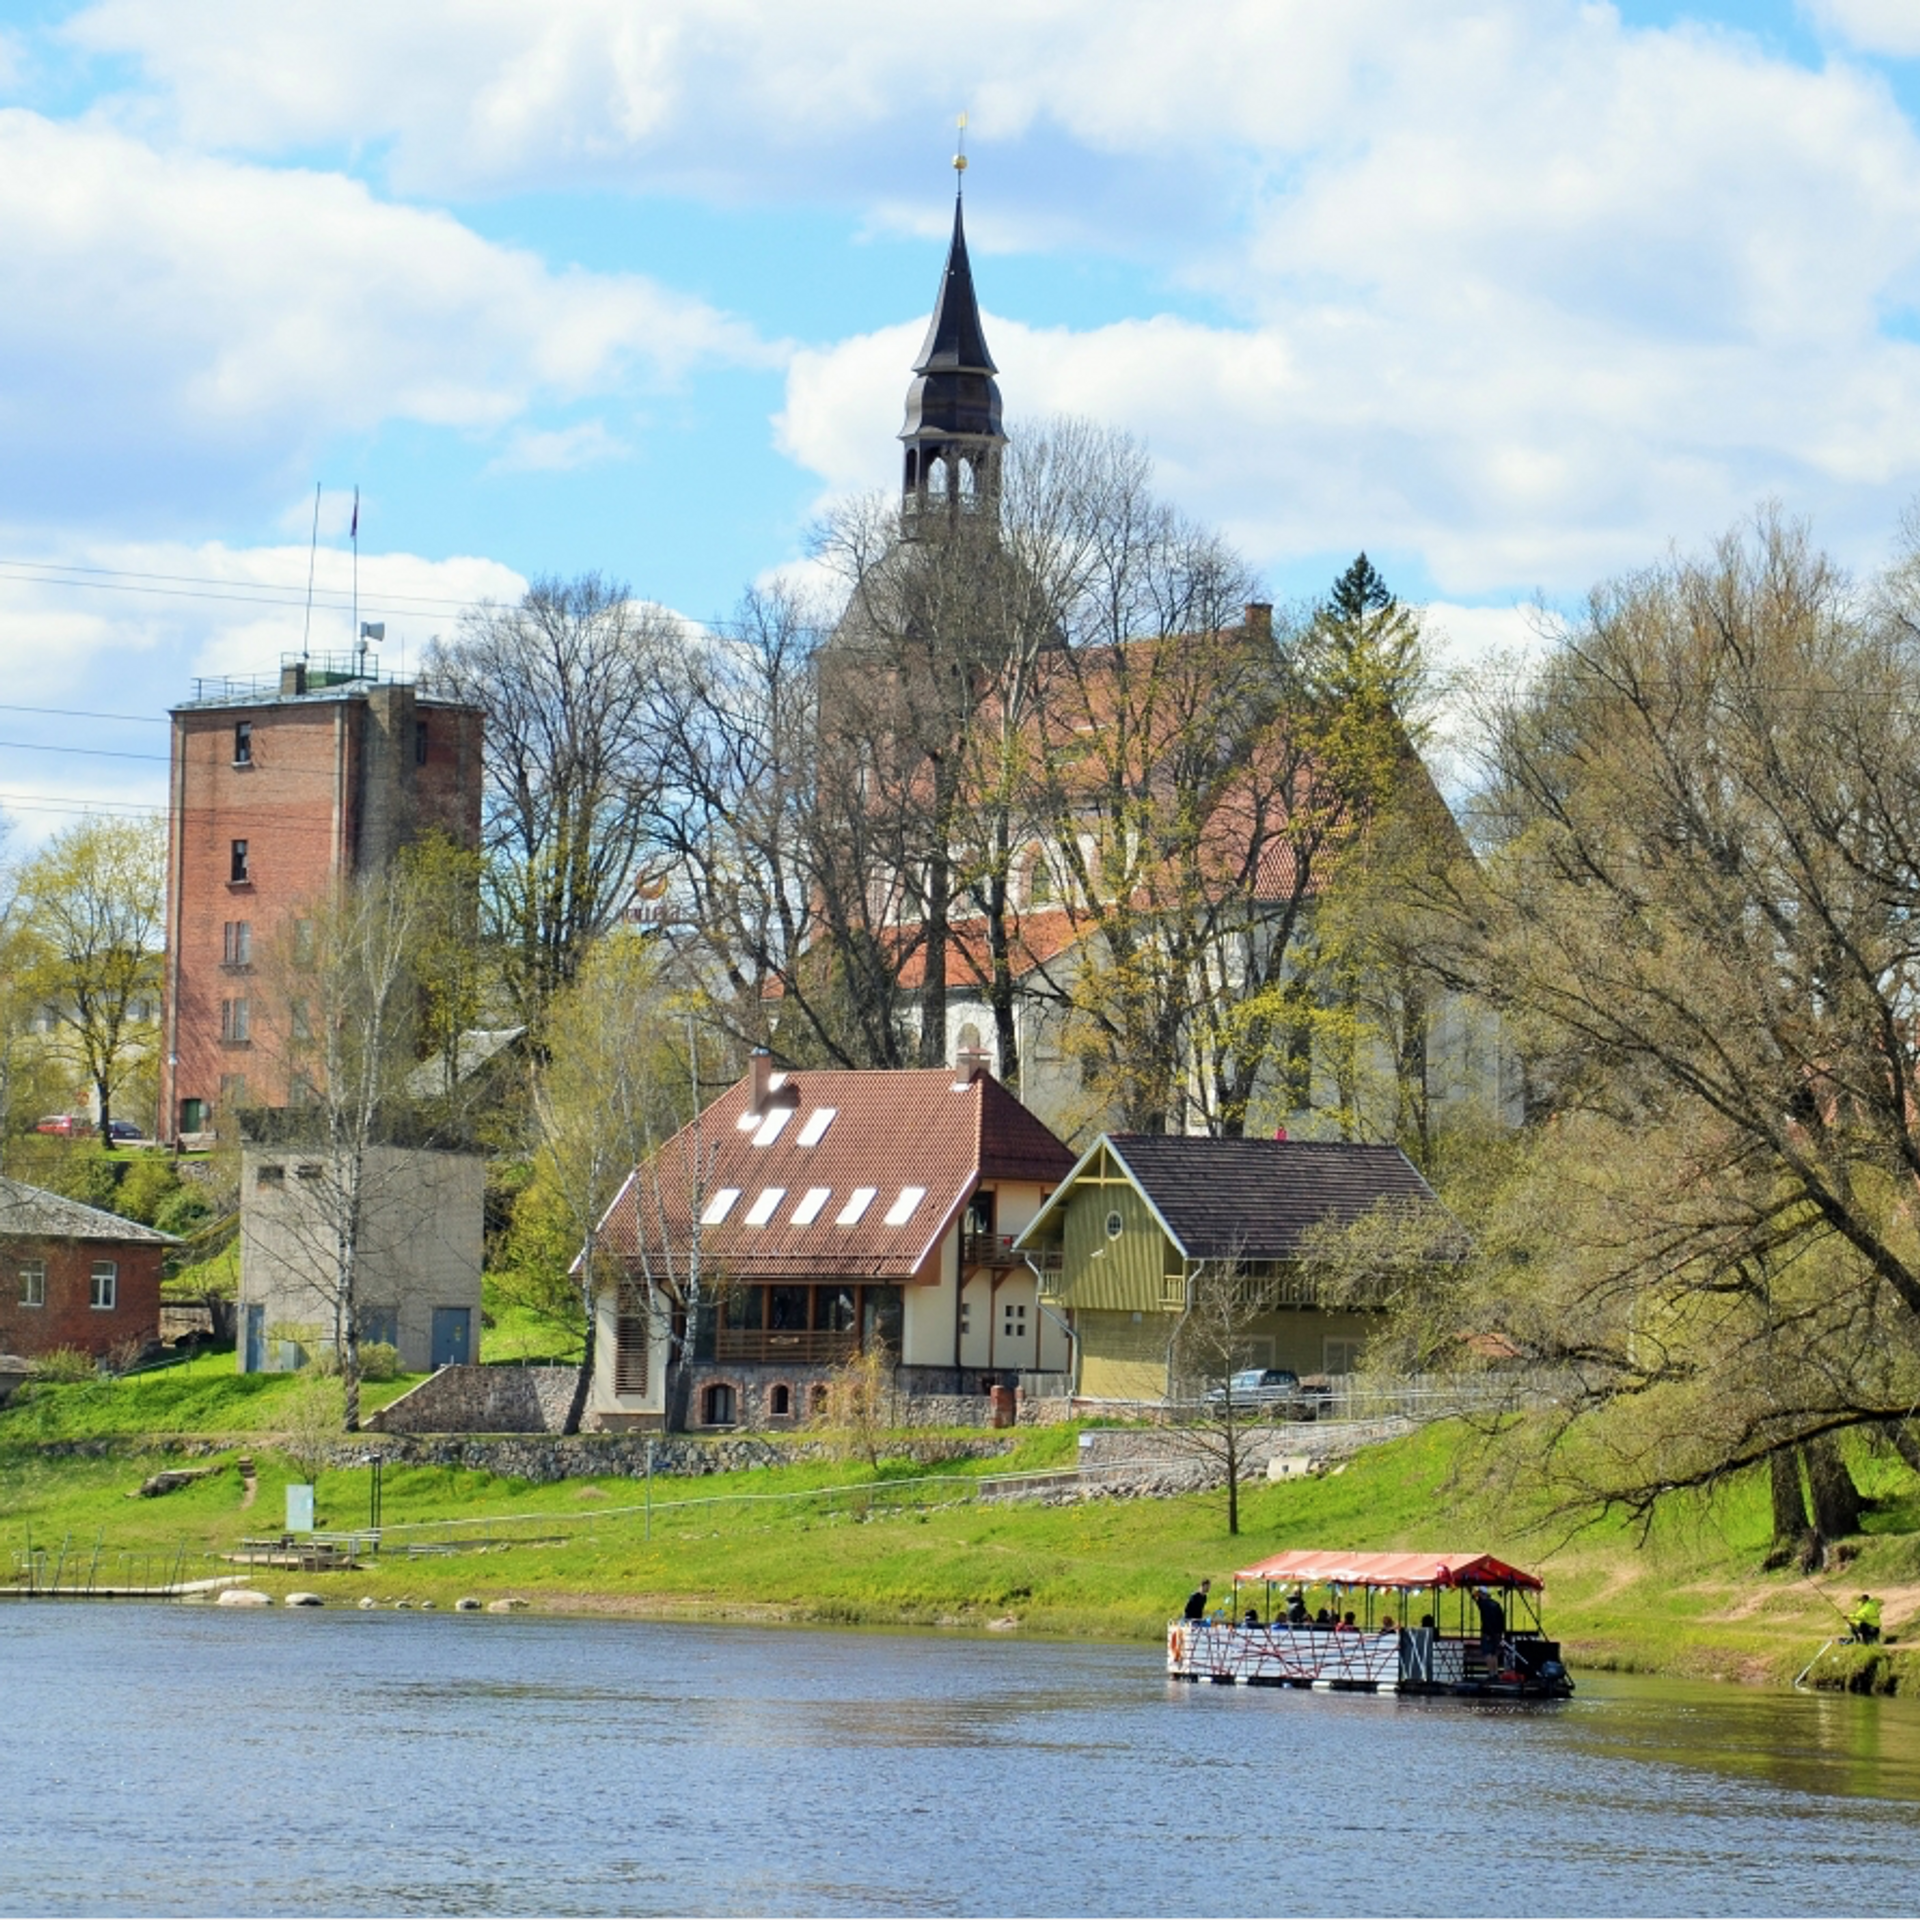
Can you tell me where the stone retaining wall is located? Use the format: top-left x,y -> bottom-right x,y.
365,1365 -> 578,1435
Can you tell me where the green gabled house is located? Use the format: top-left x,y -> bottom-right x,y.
1012,1134 -> 1447,1405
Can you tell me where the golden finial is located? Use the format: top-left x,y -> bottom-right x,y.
954,110 -> 968,174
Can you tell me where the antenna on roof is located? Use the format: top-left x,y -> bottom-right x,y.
300,482 -> 321,663
954,110 -> 968,192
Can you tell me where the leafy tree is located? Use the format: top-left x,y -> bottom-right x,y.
525,931 -> 700,1433
13,816 -> 164,1143
1425,510 -> 1920,1529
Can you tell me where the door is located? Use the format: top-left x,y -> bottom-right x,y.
243,1304 -> 265,1374
430,1307 -> 472,1368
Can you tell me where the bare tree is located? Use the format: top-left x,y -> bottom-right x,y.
425,575 -> 676,1030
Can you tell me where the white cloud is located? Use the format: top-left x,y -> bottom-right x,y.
1806,1 -> 1920,57
0,110 -> 771,535
484,420 -> 631,475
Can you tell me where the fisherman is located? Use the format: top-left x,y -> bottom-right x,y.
1183,1578 -> 1212,1622
1845,1593 -> 1883,1644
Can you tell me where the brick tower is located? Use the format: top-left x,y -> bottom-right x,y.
159,652 -> 484,1142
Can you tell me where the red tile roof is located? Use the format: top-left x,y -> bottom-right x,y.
598,1067 -> 1074,1284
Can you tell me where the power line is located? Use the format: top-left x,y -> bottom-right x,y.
0,701 -> 166,725
0,739 -> 170,762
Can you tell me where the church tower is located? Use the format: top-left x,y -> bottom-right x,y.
899,144 -> 1006,535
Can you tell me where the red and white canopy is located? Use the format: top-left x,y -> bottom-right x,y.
1233,1549 -> 1545,1592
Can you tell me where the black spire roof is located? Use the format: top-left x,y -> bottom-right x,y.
900,193 -> 1004,443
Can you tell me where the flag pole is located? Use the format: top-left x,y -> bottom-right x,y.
301,482 -> 321,663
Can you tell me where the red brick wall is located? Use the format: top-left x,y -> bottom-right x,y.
161,684 -> 483,1137
0,1237 -> 163,1360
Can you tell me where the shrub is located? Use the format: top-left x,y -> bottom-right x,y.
153,1186 -> 217,1238
359,1341 -> 400,1381
115,1154 -> 183,1227
39,1150 -> 123,1212
33,1347 -> 97,1385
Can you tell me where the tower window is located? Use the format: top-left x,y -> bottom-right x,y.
220,997 -> 251,1043
233,722 -> 252,766
222,921 -> 251,967
415,720 -> 429,766
229,839 -> 250,884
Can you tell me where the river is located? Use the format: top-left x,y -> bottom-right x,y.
1,1606 -> 1915,1916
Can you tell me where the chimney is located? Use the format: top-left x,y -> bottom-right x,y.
955,1045 -> 990,1085
748,1049 -> 773,1115
1244,602 -> 1273,641
280,661 -> 308,696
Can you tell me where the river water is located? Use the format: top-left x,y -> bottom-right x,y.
2,1605 -> 1916,1917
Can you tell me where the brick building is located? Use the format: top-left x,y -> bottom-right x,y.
159,654 -> 484,1141
0,1175 -> 173,1361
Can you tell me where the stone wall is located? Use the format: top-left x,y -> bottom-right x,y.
365,1364 -> 577,1434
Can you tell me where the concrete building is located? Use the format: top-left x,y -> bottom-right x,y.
236,1139 -> 484,1374
159,653 -> 483,1141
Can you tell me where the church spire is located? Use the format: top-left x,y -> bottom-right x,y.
899,124 -> 1005,534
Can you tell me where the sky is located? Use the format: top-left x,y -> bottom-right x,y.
4,0 -> 1920,841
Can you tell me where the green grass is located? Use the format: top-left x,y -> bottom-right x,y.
0,1347 -> 423,1440
4,1390 -> 1918,1687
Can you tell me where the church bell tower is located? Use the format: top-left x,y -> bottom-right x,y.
899,131 -> 1006,536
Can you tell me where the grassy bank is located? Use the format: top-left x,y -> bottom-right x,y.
6,1372 -> 1919,1687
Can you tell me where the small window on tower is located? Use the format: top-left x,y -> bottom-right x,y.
233,721 -> 253,766
222,921 -> 252,967
229,839 -> 250,884
414,720 -> 429,766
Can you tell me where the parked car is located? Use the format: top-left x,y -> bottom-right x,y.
34,1114 -> 83,1137
1203,1367 -> 1318,1419
106,1120 -> 146,1144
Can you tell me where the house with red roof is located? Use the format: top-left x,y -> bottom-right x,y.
0,1175 -> 174,1363
589,1052 -> 1077,1429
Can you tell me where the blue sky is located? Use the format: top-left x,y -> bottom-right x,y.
4,0 -> 1920,837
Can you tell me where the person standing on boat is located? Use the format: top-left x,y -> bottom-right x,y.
1183,1579 -> 1212,1621
1474,1587 -> 1506,1653
1846,1594 -> 1883,1644
1286,1590 -> 1309,1628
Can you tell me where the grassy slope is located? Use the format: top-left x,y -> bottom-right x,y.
7,1381 -> 1919,1682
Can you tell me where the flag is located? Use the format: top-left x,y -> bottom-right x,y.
350,488 -> 359,540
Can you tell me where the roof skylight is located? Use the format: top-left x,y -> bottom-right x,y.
796,1107 -> 837,1147
791,1187 -> 831,1225
743,1187 -> 786,1226
700,1187 -> 741,1225
836,1187 -> 877,1226
884,1185 -> 927,1226
752,1106 -> 794,1147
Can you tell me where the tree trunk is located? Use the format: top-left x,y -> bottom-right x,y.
1764,1447 -> 1807,1568
1804,1435 -> 1863,1539
563,1313 -> 594,1436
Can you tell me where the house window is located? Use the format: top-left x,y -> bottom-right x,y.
700,1382 -> 737,1427
233,721 -> 253,766
229,839 -> 250,884
290,1072 -> 319,1107
1003,1301 -> 1028,1340
616,1299 -> 650,1395
90,1261 -> 117,1311
768,1383 -> 792,1418
292,919 -> 314,966
222,921 -> 252,967
19,1261 -> 45,1308
414,720 -> 429,766
218,1073 -> 248,1109
1106,1210 -> 1124,1240
289,999 -> 311,1042
959,1299 -> 971,1337
1324,1337 -> 1364,1375
256,1164 -> 285,1187
220,997 -> 250,1043
296,1163 -> 323,1181
360,1307 -> 399,1350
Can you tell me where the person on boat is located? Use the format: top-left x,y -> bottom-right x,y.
1334,1611 -> 1357,1633
1846,1594 -> 1883,1644
1286,1590 -> 1310,1627
1474,1587 -> 1507,1653
1380,1613 -> 1396,1634
1183,1579 -> 1212,1622
1315,1606 -> 1333,1626
1243,1607 -> 1261,1629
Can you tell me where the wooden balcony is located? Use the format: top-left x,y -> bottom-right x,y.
965,1234 -> 1061,1272
714,1328 -> 859,1366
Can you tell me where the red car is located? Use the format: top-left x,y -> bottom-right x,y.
35,1114 -> 83,1136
